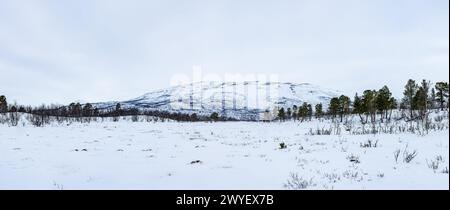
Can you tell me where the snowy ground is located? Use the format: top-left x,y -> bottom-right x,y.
0,116 -> 448,190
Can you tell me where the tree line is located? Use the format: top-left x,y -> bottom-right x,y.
1,79 -> 448,124
274,79 -> 449,123
0,98 -> 216,123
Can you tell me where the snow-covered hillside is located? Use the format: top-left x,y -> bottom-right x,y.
93,82 -> 341,120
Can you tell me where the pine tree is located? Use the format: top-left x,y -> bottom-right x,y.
435,82 -> 449,110
414,80 -> 430,119
363,90 -> 377,123
210,112 -> 220,122
338,95 -> 351,122
403,79 -> 418,118
83,103 -> 93,117
9,105 -> 17,112
277,108 -> 286,121
93,108 -> 100,117
0,95 -> 7,113
328,97 -> 340,120
388,97 -> 397,121
68,103 -> 75,117
190,113 -> 198,121
307,104 -> 313,121
292,105 -> 298,121
286,108 -> 292,120
75,103 -> 82,117
421,80 -> 430,107
115,103 -> 122,116
376,86 -> 392,122
430,88 -> 436,109
315,103 -> 323,119
353,93 -> 365,123
389,97 -> 398,110
68,102 -> 82,117
298,102 -> 309,122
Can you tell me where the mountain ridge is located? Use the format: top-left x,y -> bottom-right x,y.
92,81 -> 342,120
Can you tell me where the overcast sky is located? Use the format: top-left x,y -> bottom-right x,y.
0,0 -> 448,106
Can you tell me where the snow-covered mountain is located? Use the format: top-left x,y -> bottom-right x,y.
93,82 -> 341,120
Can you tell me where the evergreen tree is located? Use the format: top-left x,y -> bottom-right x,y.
0,95 -> 7,113
292,105 -> 298,121
403,79 -> 418,118
363,90 -> 377,123
353,93 -> 365,123
68,103 -> 75,116
376,86 -> 392,122
93,108 -> 100,117
9,105 -> 17,112
435,82 -> 449,110
18,106 -> 26,113
414,80 -> 430,119
315,103 -> 323,119
75,103 -> 82,117
338,95 -> 351,122
190,113 -> 198,121
328,97 -> 340,119
277,108 -> 286,121
307,104 -> 313,121
389,97 -> 398,110
430,88 -> 437,109
286,108 -> 292,120
210,112 -> 220,122
388,97 -> 398,121
298,102 -> 309,122
421,80 -> 430,106
68,102 -> 82,117
115,103 -> 122,116
83,103 -> 93,117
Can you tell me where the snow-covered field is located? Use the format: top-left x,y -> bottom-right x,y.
0,115 -> 448,190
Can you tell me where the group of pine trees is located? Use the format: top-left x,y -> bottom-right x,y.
277,102 -> 316,122
36,102 -> 211,122
0,96 -> 213,123
275,80 -> 449,123
349,86 -> 397,123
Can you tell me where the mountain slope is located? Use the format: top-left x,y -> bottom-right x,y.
93,82 -> 342,120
